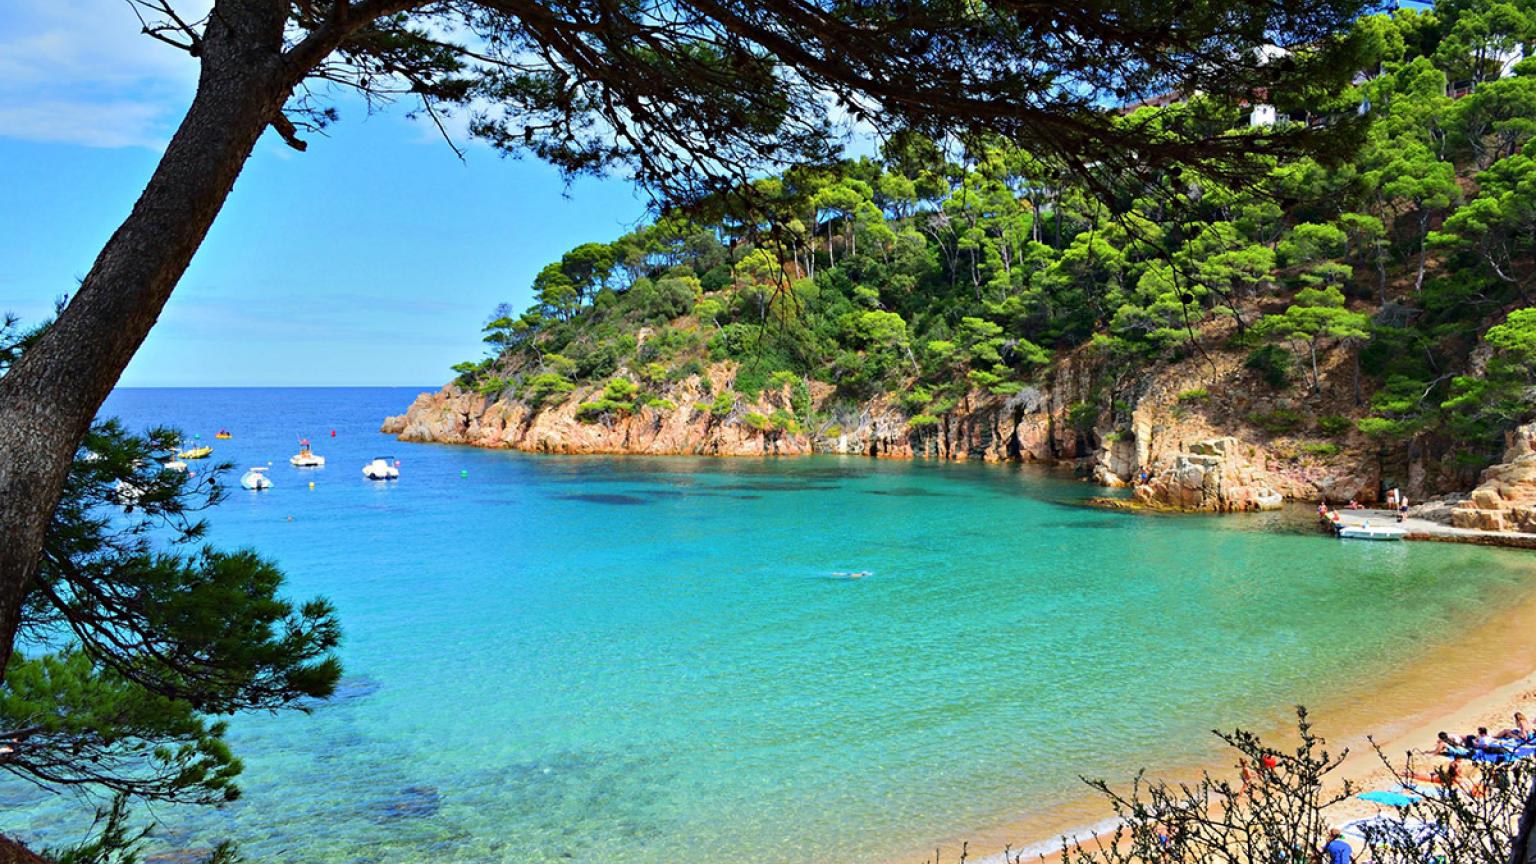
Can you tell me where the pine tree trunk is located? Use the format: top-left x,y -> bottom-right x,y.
1353,344 -> 1363,406
0,4 -> 295,673
1415,212 -> 1429,292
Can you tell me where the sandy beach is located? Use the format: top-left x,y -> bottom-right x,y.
901,559 -> 1536,864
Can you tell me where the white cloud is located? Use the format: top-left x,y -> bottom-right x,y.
0,99 -> 169,148
0,0 -> 203,148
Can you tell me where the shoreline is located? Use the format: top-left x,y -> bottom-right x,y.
1092,498 -> 1536,551
897,562 -> 1536,864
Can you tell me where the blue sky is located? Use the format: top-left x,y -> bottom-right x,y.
0,0 -> 650,387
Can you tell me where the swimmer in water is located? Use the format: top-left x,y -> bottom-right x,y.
833,570 -> 871,579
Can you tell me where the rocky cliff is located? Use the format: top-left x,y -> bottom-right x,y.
1450,422 -> 1536,533
383,336 -> 1431,512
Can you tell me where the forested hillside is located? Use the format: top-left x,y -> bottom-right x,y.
408,0 -> 1536,505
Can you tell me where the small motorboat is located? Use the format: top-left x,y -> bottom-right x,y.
178,445 -> 213,460
215,430 -> 232,439
163,459 -> 188,472
114,479 -> 144,505
1337,523 -> 1406,541
363,456 -> 399,481
240,466 -> 273,490
290,440 -> 326,468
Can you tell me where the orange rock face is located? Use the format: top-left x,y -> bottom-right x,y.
1450,423 -> 1536,534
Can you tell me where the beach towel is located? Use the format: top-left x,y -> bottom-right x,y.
1341,815 -> 1442,847
1358,790 -> 1421,807
1397,783 -> 1453,800
1469,746 -> 1536,764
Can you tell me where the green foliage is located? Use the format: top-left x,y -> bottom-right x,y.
1177,388 -> 1210,403
1245,345 -> 1293,389
525,372 -> 576,408
575,377 -> 640,422
1318,415 -> 1354,436
698,390 -> 737,418
1067,402 -> 1099,438
1246,409 -> 1305,435
0,416 -> 340,811
459,14 -> 1536,461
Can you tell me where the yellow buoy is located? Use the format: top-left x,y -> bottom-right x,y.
308,481 -> 315,489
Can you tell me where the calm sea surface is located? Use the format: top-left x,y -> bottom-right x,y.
7,387 -> 1536,862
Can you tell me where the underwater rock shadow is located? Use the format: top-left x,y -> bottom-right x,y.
295,675 -> 382,709
709,481 -> 838,493
552,493 -> 652,506
369,785 -> 443,822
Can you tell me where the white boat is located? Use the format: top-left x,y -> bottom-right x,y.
114,479 -> 144,505
240,466 -> 273,490
1337,523 -> 1405,541
163,460 -> 188,472
363,456 -> 399,481
290,440 -> 326,468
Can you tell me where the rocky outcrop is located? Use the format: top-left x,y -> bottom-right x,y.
1133,438 -> 1285,511
383,341 -> 1395,510
382,364 -> 818,457
1451,422 -> 1536,533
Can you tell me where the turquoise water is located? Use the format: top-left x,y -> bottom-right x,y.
7,387 -> 1536,863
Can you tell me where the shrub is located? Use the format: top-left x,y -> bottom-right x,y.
525,373 -> 576,408
1177,387 -> 1210,403
474,375 -> 510,396
1245,344 -> 1292,389
907,414 -> 940,428
1066,708 -> 1535,864
574,378 -> 639,423
696,390 -> 736,418
1300,441 -> 1341,457
666,359 -> 705,382
1067,401 -> 1099,437
1318,415 -> 1353,436
1246,408 -> 1303,435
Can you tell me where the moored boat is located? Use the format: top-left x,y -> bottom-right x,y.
363,456 -> 399,480
241,466 -> 273,490
290,439 -> 326,467
177,445 -> 213,460
1337,524 -> 1406,541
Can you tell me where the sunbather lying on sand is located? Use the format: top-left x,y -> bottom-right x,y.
1410,758 -> 1484,797
1499,712 -> 1531,741
1426,731 -> 1472,758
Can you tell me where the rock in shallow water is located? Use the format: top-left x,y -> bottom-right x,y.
370,785 -> 443,822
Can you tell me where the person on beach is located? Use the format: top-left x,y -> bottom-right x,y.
1429,731 -> 1472,757
1320,828 -> 1353,864
1474,727 -> 1507,753
1398,496 -> 1409,522
1499,712 -> 1531,741
1411,757 -> 1484,797
1237,757 -> 1257,797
